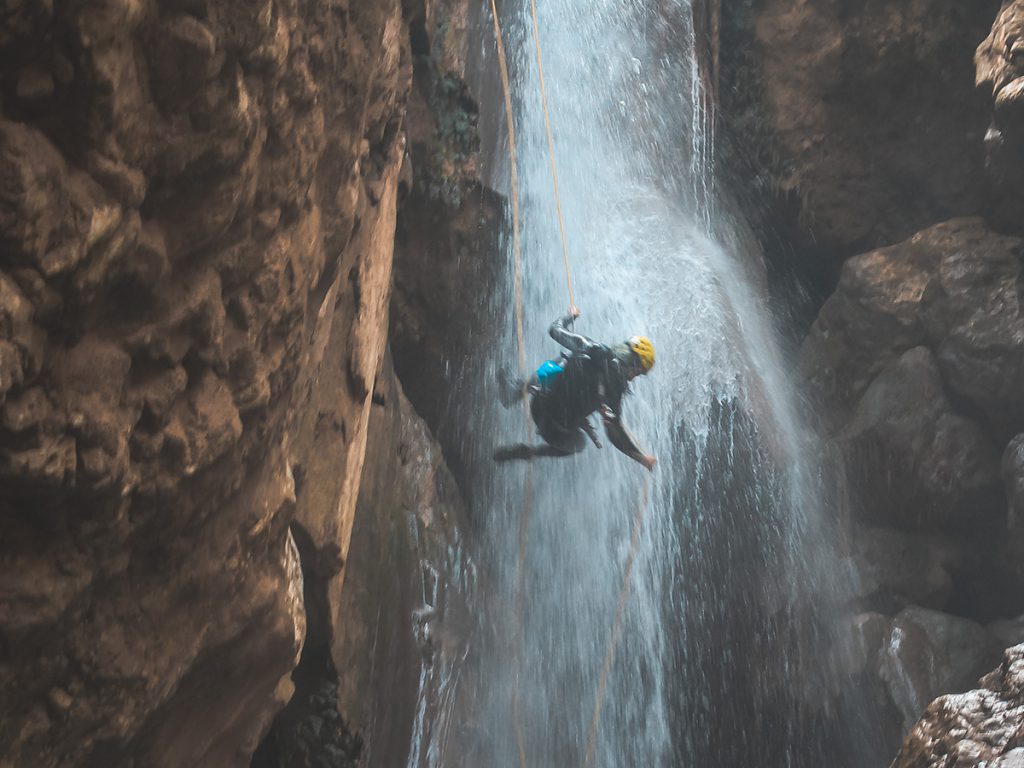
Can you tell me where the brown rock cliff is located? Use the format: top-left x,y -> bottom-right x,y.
0,1 -> 410,766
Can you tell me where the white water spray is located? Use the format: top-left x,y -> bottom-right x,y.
408,1 -> 882,765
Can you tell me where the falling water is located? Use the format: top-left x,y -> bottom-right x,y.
410,0 -> 883,765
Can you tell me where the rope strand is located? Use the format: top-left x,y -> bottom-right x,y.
489,4 -> 649,767
487,3 -> 532,766
528,0 -> 575,308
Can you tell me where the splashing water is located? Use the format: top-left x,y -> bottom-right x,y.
409,0 -> 884,765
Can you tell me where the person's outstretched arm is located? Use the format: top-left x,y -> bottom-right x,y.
549,310 -> 602,355
602,406 -> 657,471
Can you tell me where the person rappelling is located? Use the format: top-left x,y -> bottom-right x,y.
494,307 -> 657,470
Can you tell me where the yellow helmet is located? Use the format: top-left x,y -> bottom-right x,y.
627,335 -> 655,373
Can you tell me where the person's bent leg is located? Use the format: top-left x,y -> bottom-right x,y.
538,418 -> 588,457
493,443 -> 575,461
493,443 -> 535,461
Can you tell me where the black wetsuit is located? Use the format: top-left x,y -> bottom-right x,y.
496,314 -> 647,464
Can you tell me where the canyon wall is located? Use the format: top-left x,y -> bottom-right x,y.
0,0 -> 410,765
721,0 -> 1024,761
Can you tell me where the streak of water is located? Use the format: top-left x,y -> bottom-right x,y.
410,0 -> 883,765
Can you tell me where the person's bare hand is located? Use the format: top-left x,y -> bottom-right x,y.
641,455 -> 657,472
568,304 -> 581,319
600,404 -> 614,424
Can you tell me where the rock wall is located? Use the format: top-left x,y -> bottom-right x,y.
723,0 -> 1002,255
0,1 -> 410,766
252,357 -> 474,768
721,0 -> 1024,763
880,4 -> 1024,763
390,0 -> 503,486
253,0 -> 488,764
720,0 -> 1003,309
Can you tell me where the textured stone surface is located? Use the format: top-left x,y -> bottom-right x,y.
878,608 -> 1002,736
256,357 -> 474,767
748,0 -> 999,253
853,527 -> 961,614
335,358 -> 473,766
841,346 -> 1001,530
799,218 -> 1023,420
390,0 -> 502,468
799,217 -> 1024,616
976,0 -> 1024,232
0,1 -> 411,766
919,225 -> 1024,437
891,644 -> 1024,767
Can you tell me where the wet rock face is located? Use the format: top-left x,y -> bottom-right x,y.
879,608 -> 1003,735
841,346 -> 1001,530
334,360 -> 473,766
744,0 -> 1000,254
976,0 -> 1024,231
800,217 -> 1024,425
853,527 -> 960,615
800,218 -> 1023,534
388,0 -> 503,490
256,358 -> 473,768
891,644 -> 1024,767
798,217 -> 1024,753
0,1 -> 410,766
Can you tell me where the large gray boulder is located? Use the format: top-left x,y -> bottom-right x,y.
880,607 -> 1003,735
800,218 -> 1024,428
853,527 -> 960,614
799,224 -> 946,418
919,227 -> 1024,437
976,0 -> 1024,232
840,346 -> 1001,529
891,643 -> 1024,767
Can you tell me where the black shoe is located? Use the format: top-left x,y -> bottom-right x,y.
497,366 -> 527,407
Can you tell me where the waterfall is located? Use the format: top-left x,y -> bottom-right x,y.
409,0 -> 884,765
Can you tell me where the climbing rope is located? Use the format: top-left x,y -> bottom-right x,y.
487,2 -> 650,766
489,0 -> 526,373
487,2 -> 533,764
527,0 -> 575,308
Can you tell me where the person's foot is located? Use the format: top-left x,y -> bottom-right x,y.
497,366 -> 527,407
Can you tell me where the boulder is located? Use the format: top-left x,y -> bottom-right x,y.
918,226 -> 1024,437
880,607 -> 1003,735
976,0 -> 1024,232
892,644 -> 1024,767
798,218 -> 1021,420
840,346 -> 1001,529
798,226 -> 941,417
989,614 -> 1024,650
853,527 -> 960,613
